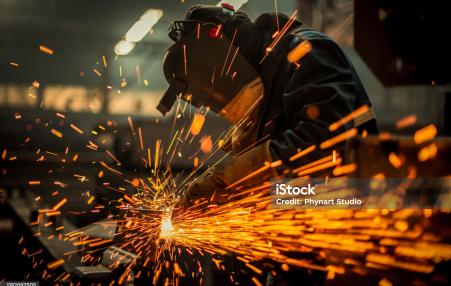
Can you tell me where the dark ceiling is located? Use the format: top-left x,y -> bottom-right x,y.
0,0 -> 218,86
0,0 -> 295,88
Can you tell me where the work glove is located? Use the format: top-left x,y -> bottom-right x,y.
176,141 -> 279,208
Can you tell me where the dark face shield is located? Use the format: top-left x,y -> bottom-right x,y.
168,20 -> 198,42
157,21 -> 260,116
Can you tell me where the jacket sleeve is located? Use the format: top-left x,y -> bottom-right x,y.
179,35 -> 368,207
269,35 -> 360,169
179,141 -> 276,207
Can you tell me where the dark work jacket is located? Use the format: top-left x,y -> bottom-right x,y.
247,13 -> 378,169
182,12 -> 379,205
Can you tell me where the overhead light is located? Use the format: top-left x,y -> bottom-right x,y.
114,40 -> 135,56
125,9 -> 163,43
216,0 -> 249,10
114,9 -> 163,56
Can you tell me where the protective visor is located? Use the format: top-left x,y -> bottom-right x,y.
157,21 -> 260,116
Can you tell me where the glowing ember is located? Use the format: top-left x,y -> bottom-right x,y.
287,40 -> 312,63
39,44 -> 54,55
190,112 -> 205,136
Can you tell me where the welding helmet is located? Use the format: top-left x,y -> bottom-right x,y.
157,4 -> 262,115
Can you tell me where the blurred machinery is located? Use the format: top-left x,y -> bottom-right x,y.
354,0 -> 451,136
354,0 -> 451,86
345,1 -> 451,219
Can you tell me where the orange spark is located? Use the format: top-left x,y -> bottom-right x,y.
260,10 -> 298,63
46,211 -> 61,217
132,178 -> 140,188
154,139 -> 161,173
281,264 -> 290,271
388,152 -> 403,168
100,161 -> 122,175
287,40 -> 312,63
190,113 -> 206,136
221,28 -> 238,77
89,239 -> 113,248
320,128 -> 358,149
414,124 -> 437,144
251,277 -> 263,286
183,44 -> 187,75
226,160 -> 282,190
39,45 -> 54,55
396,115 -> 417,129
51,129 -> 63,138
226,47 -> 240,76
53,198 -> 67,211
138,127 -> 144,150
72,238 -> 102,246
200,136 -> 213,153
297,158 -> 342,176
124,195 -> 136,204
329,105 -> 369,132
92,68 -> 102,77
70,123 -> 83,134
106,150 -> 121,166
147,148 -> 152,169
418,143 -> 438,162
194,157 -> 199,168
32,80 -> 40,88
333,163 -> 357,176
47,259 -> 64,270
289,145 -> 316,161
128,116 -> 135,134
246,263 -> 263,275
292,154 -> 335,173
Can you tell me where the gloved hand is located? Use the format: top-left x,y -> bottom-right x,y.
176,141 -> 278,208
176,172 -> 227,208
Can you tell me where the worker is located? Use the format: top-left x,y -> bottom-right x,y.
157,4 -> 378,207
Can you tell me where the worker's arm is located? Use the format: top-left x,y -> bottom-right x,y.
177,141 -> 275,207
178,35 -> 371,208
270,34 -> 362,168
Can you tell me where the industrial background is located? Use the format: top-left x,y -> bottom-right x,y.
0,0 -> 449,285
